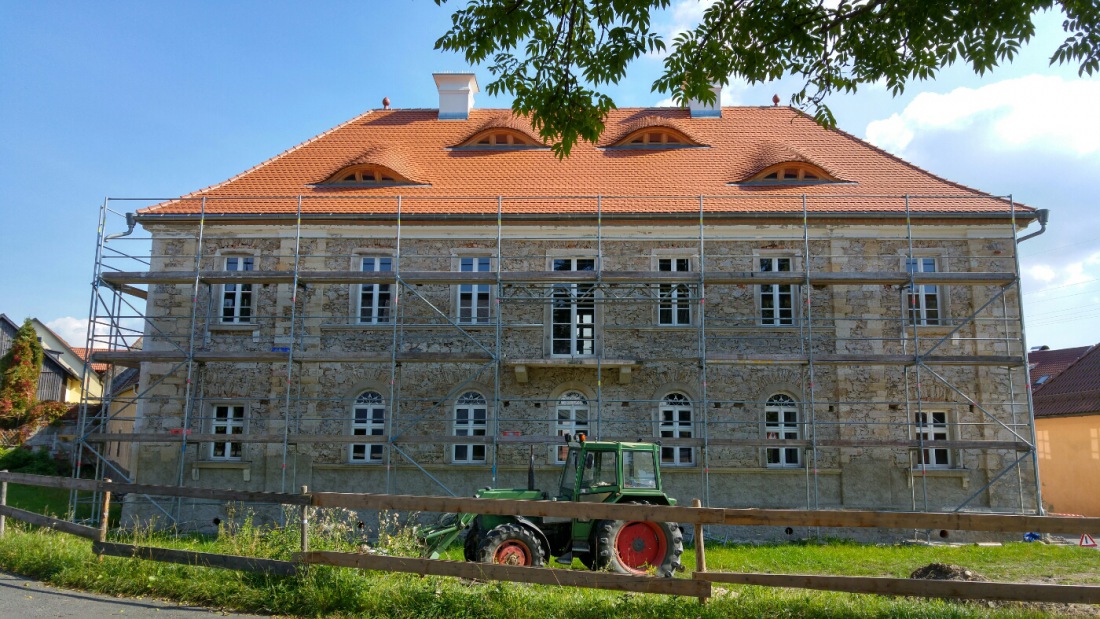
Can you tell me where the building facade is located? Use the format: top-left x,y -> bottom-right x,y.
84,76 -> 1044,532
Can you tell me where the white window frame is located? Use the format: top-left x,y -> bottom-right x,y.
764,394 -> 801,468
209,403 -> 245,461
220,255 -> 254,324
756,254 -> 798,326
357,255 -> 393,324
350,390 -> 386,463
456,255 -> 493,324
659,392 -> 694,466
913,410 -> 952,469
549,257 -> 597,357
655,256 -> 693,326
554,390 -> 590,463
452,391 -> 488,463
905,255 -> 943,326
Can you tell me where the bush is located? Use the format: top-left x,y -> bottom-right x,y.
0,446 -> 68,476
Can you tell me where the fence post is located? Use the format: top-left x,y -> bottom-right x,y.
300,485 -> 309,554
99,478 -> 112,543
1,470 -> 8,538
692,498 -> 707,604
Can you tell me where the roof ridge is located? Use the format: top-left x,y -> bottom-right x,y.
791,107 -> 1032,211
144,108 -> 378,213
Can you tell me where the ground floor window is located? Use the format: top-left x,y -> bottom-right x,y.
351,391 -> 386,463
765,394 -> 801,467
210,404 -> 244,460
453,391 -> 487,463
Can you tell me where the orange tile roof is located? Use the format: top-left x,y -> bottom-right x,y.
71,347 -> 110,373
1033,343 -> 1100,417
138,107 -> 1033,218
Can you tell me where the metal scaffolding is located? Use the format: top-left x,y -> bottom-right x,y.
71,194 -> 1042,526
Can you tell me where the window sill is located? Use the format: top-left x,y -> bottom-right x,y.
313,463 -> 384,470
208,324 -> 257,332
908,468 -> 970,488
194,461 -> 250,469
702,467 -> 841,475
606,325 -> 697,331
319,323 -> 394,331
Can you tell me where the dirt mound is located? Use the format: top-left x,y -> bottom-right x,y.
909,563 -> 987,582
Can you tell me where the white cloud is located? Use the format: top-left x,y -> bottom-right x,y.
865,75 -> 1100,157
1027,265 -> 1057,282
46,316 -> 90,347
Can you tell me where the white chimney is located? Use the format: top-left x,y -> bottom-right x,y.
433,73 -> 479,120
689,84 -> 723,118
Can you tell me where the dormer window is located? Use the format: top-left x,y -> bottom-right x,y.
456,129 -> 544,149
610,127 -> 699,149
746,163 -> 837,184
322,165 -> 414,186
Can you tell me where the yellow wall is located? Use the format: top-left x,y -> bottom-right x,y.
1035,414 -> 1100,517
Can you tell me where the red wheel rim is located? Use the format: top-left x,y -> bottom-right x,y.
494,540 -> 532,565
615,521 -> 667,573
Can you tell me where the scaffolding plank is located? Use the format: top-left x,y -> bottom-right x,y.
696,572 -> 1100,604
706,353 -> 1023,366
94,542 -> 298,576
100,270 -> 1017,287
92,351 -> 493,365
297,551 -> 710,597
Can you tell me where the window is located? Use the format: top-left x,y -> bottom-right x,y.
906,257 -> 942,326
350,391 -> 386,463
765,394 -> 801,467
658,258 -> 691,326
358,256 -> 393,324
209,404 -> 244,460
221,256 -> 253,324
459,129 -> 541,148
746,162 -> 837,183
555,391 -> 590,463
453,391 -> 487,463
914,411 -> 951,468
551,258 -> 596,356
322,165 -> 414,185
758,257 -> 795,326
659,392 -> 694,466
611,127 -> 699,148
458,257 -> 492,324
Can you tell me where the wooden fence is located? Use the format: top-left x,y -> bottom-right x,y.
1,470 -> 1098,605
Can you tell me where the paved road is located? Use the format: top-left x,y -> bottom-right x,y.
0,572 -> 271,618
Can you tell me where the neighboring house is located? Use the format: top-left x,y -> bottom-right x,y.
1033,343 -> 1100,516
0,314 -> 88,404
86,75 -> 1045,531
1028,345 -> 1091,392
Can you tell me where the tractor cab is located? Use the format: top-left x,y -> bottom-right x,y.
557,435 -> 672,505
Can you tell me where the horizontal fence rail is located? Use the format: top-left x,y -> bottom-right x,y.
1,471 -> 1098,606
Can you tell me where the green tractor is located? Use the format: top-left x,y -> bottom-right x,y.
419,435 -> 684,576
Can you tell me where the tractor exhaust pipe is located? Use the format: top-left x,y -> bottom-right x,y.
528,445 -> 536,491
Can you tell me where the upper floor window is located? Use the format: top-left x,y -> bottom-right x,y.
350,390 -> 386,463
659,392 -> 694,466
551,258 -> 596,357
758,257 -> 796,326
359,256 -> 393,324
458,256 -> 492,324
658,258 -> 692,326
765,394 -> 801,468
453,391 -> 488,464
457,129 -> 543,149
209,404 -> 245,460
744,162 -> 838,184
606,121 -> 701,149
322,164 -> 415,186
906,257 -> 942,326
914,411 -> 951,469
221,256 -> 253,324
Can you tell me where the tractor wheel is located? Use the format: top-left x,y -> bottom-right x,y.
594,518 -> 683,577
463,525 -> 481,562
476,523 -> 546,567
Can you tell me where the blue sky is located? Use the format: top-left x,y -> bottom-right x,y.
1,1 -> 1097,350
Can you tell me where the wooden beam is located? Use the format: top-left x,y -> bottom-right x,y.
94,542 -> 298,576
103,481 -> 310,506
695,571 -> 1100,604
0,471 -> 99,491
92,350 -> 493,365
296,551 -> 710,598
706,353 -> 1023,366
0,505 -> 100,540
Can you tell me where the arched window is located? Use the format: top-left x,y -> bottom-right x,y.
608,126 -> 700,148
555,391 -> 589,463
321,164 -> 416,185
747,162 -> 837,183
764,394 -> 801,467
453,391 -> 488,463
350,390 -> 386,463
659,392 -> 694,466
458,129 -> 542,148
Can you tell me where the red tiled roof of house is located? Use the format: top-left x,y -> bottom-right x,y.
1033,344 -> 1100,417
71,347 -> 110,373
137,107 -> 1032,218
1028,345 -> 1093,392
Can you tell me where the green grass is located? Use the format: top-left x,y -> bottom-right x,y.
1,514 -> 1096,618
